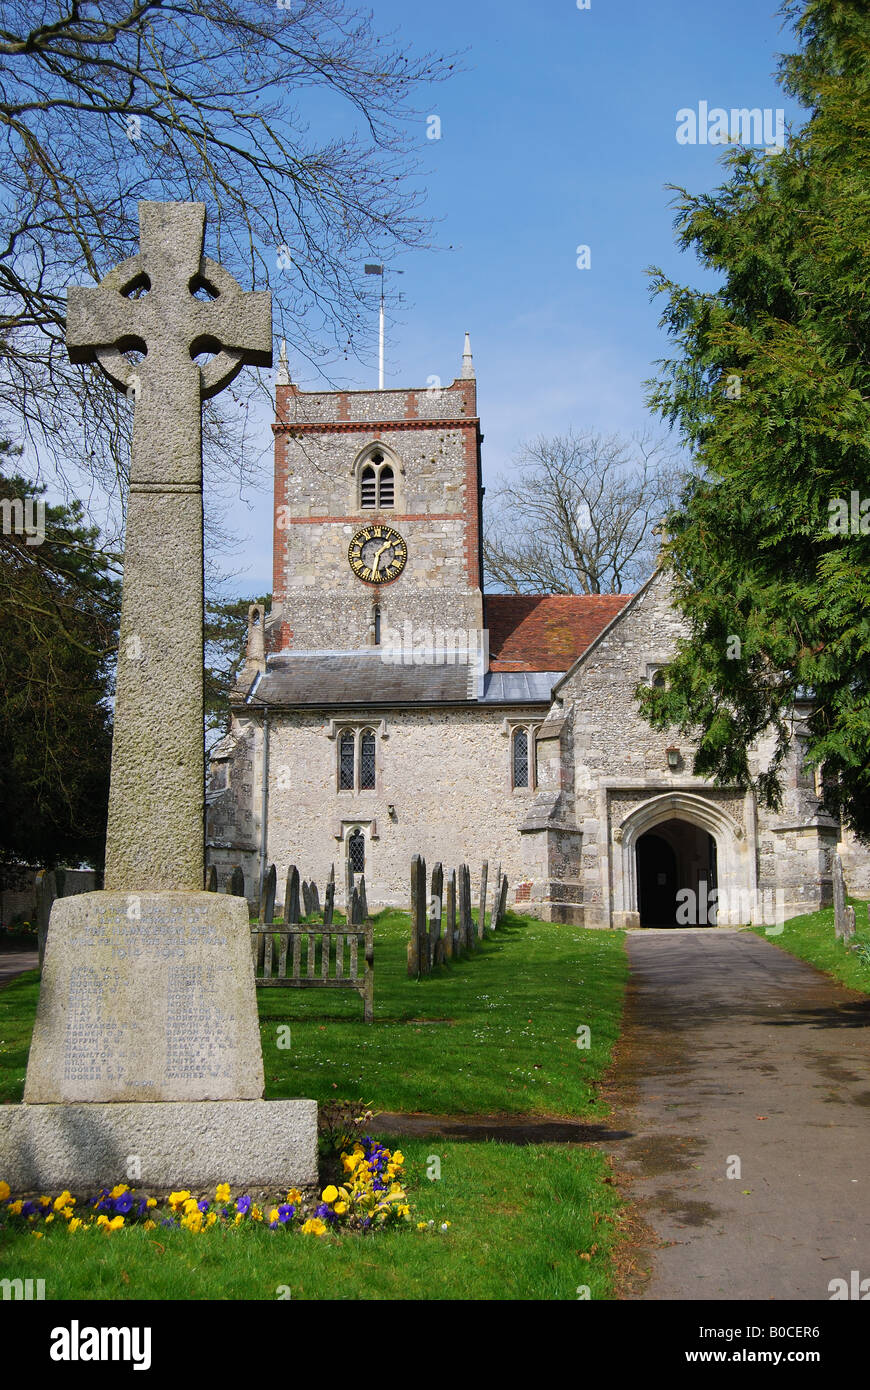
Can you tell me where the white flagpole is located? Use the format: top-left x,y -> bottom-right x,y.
378,275 -> 384,390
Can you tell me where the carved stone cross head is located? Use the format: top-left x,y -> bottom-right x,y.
66,202 -> 271,484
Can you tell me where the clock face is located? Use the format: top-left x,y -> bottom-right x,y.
348,524 -> 407,585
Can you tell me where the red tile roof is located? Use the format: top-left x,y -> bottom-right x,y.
485,593 -> 632,672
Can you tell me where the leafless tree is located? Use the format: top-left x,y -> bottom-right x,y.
0,0 -> 455,506
483,430 -> 683,595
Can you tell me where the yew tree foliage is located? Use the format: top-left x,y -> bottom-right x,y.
640,0 -> 870,839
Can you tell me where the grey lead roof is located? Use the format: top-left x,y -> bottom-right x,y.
244,651 -> 556,707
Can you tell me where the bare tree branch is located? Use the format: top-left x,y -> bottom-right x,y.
483,430 -> 685,595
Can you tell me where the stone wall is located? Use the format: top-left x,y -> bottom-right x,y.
270,378 -> 484,652
548,571 -> 857,925
218,703 -> 541,910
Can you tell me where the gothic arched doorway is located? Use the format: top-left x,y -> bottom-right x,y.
635,819 -> 718,928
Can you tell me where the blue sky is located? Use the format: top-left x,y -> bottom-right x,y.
224,0 -> 806,595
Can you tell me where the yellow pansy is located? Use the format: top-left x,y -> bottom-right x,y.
321,1185 -> 338,1203
333,1201 -> 348,1215
53,1191 -> 74,1211
108,1215 -> 124,1231
146,1197 -> 157,1208
301,1218 -> 327,1236
9,1200 -> 22,1215
0,1181 -> 10,1201
269,1208 -> 279,1224
216,1183 -> 231,1203
109,1184 -> 128,1199
143,1220 -> 156,1231
183,1198 -> 199,1215
168,1190 -> 190,1208
69,1218 -> 83,1233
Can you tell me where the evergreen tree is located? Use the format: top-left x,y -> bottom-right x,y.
0,462 -> 119,868
640,0 -> 870,838
204,593 -> 271,746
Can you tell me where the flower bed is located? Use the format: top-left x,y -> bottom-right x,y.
0,1137 -> 449,1238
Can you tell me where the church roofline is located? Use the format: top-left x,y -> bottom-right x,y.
272,415 -> 479,435
550,567 -> 663,695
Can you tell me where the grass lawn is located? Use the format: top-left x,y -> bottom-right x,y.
751,898 -> 870,994
0,910 -> 631,1300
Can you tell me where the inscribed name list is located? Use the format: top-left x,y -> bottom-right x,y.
24,892 -> 264,1103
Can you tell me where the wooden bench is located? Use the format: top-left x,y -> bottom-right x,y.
250,921 -> 374,1023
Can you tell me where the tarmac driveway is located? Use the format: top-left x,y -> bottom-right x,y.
603,928 -> 870,1300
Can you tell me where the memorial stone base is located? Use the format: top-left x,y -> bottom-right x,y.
1,891 -> 317,1190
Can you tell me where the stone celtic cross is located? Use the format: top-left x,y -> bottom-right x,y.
67,202 -> 272,892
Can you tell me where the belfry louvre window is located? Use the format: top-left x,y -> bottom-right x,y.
360,466 -> 377,508
512,728 -> 529,788
360,730 -> 376,789
378,466 -> 394,507
359,450 -> 395,509
339,731 -> 355,790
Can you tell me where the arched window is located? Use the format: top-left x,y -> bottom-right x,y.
360,465 -> 377,508
360,730 -> 376,789
348,828 -> 365,873
358,448 -> 396,510
512,728 -> 529,788
339,731 -> 355,790
378,465 -> 394,507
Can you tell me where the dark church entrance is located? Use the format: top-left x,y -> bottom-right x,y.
636,819 -> 718,927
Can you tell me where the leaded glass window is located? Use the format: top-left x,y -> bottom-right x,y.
360,730 -> 376,789
512,728 -> 529,788
339,731 -> 355,789
348,829 -> 365,873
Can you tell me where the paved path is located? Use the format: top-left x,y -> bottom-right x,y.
0,948 -> 38,987
603,929 -> 870,1301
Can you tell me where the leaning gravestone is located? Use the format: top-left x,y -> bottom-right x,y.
323,872 -> 335,927
445,868 -> 456,961
284,865 -> 300,925
429,863 -> 444,968
302,880 -> 313,918
0,202 -> 315,1190
478,860 -> 488,940
205,864 -> 218,893
833,852 -> 847,940
844,904 -> 856,945
229,864 -> 245,898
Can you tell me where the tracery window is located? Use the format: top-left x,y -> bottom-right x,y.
337,726 -> 379,792
359,448 -> 395,509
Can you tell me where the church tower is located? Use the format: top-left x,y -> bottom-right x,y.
269,336 -> 484,656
